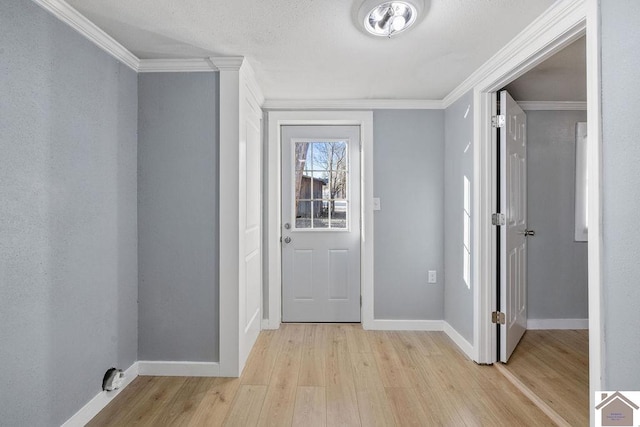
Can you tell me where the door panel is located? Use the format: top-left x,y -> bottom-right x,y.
238,88 -> 262,371
293,250 -> 313,299
500,90 -> 528,362
328,250 -> 349,300
281,125 -> 361,322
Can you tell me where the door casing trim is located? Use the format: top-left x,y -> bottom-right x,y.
473,2 -> 586,364
265,111 -> 374,329
473,1 -> 603,417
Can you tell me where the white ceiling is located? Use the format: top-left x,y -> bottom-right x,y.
506,36 -> 586,101
65,0 -> 556,100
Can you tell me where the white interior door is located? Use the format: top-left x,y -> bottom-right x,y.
499,90 -> 528,362
281,125 -> 361,322
238,85 -> 262,370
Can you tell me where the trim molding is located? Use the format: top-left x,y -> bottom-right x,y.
138,361 -> 220,377
61,362 -> 139,427
586,0 -> 603,404
263,99 -> 444,110
473,0 -> 587,367
216,57 -> 264,377
527,318 -> 589,330
34,0 -> 586,114
240,59 -> 266,107
443,322 -> 475,360
367,319 -> 444,331
363,320 -> 474,360
265,111 -> 374,333
495,364 -> 572,427
138,58 -> 218,73
443,0 -> 586,108
261,319 -> 274,330
210,56 -> 245,71
518,101 -> 587,110
32,0 -> 139,71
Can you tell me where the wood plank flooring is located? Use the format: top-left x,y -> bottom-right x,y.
89,324 -> 573,426
499,329 -> 589,427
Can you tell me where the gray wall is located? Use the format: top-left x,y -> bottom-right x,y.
138,73 -> 219,362
373,110 -> 445,319
526,111 -> 588,320
601,0 -> 640,389
444,91 -> 474,342
0,0 -> 138,425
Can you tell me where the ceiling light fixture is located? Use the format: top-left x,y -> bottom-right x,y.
357,0 -> 425,38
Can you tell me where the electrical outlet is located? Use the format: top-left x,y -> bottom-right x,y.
428,270 -> 437,284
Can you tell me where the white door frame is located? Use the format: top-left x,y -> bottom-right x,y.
265,111 -> 374,330
216,57 -> 265,377
472,0 -> 603,411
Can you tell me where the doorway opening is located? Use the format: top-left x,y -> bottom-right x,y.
265,111 -> 375,331
280,125 -> 362,323
490,35 -> 590,425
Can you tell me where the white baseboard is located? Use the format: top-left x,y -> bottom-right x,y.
138,361 -> 220,377
527,318 -> 589,330
443,322 -> 475,360
62,362 -> 139,427
365,319 -> 444,331
365,319 -> 476,361
261,318 -> 280,330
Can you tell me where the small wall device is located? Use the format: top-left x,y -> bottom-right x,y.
102,368 -> 124,392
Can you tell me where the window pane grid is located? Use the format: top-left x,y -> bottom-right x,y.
294,141 -> 349,230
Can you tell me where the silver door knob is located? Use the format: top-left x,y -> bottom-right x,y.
519,229 -> 535,237
284,236 -> 292,244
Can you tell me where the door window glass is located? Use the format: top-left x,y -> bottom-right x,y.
294,141 -> 349,230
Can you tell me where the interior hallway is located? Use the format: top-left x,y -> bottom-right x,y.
88,324 -> 575,426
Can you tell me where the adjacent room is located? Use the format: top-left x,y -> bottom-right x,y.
499,35 -> 589,426
2,0 -> 639,426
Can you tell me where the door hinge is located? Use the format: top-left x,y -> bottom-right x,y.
492,115 -> 506,128
360,296 -> 362,307
492,311 -> 506,324
492,213 -> 505,226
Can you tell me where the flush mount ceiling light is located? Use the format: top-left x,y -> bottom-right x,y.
357,0 -> 425,37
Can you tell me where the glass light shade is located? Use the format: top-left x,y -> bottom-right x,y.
363,1 -> 417,37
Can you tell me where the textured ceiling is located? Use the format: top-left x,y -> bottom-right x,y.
65,0 -> 556,100
506,36 -> 586,101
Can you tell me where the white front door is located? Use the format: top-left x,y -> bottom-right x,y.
281,125 -> 361,322
499,90 -> 529,362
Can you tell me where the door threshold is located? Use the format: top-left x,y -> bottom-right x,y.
494,363 -> 571,427
281,321 -> 362,325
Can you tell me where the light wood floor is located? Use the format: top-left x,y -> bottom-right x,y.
500,330 -> 589,427
89,324 -> 562,426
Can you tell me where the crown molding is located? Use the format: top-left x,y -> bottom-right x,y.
442,0 -> 586,108
138,58 -> 218,73
33,0 -> 586,112
32,0 -> 140,71
210,56 -> 245,71
518,101 -> 587,111
262,99 -> 444,110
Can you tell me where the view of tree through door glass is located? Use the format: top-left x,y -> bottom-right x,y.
294,140 -> 348,229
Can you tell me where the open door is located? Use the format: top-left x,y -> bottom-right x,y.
499,90 -> 530,362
